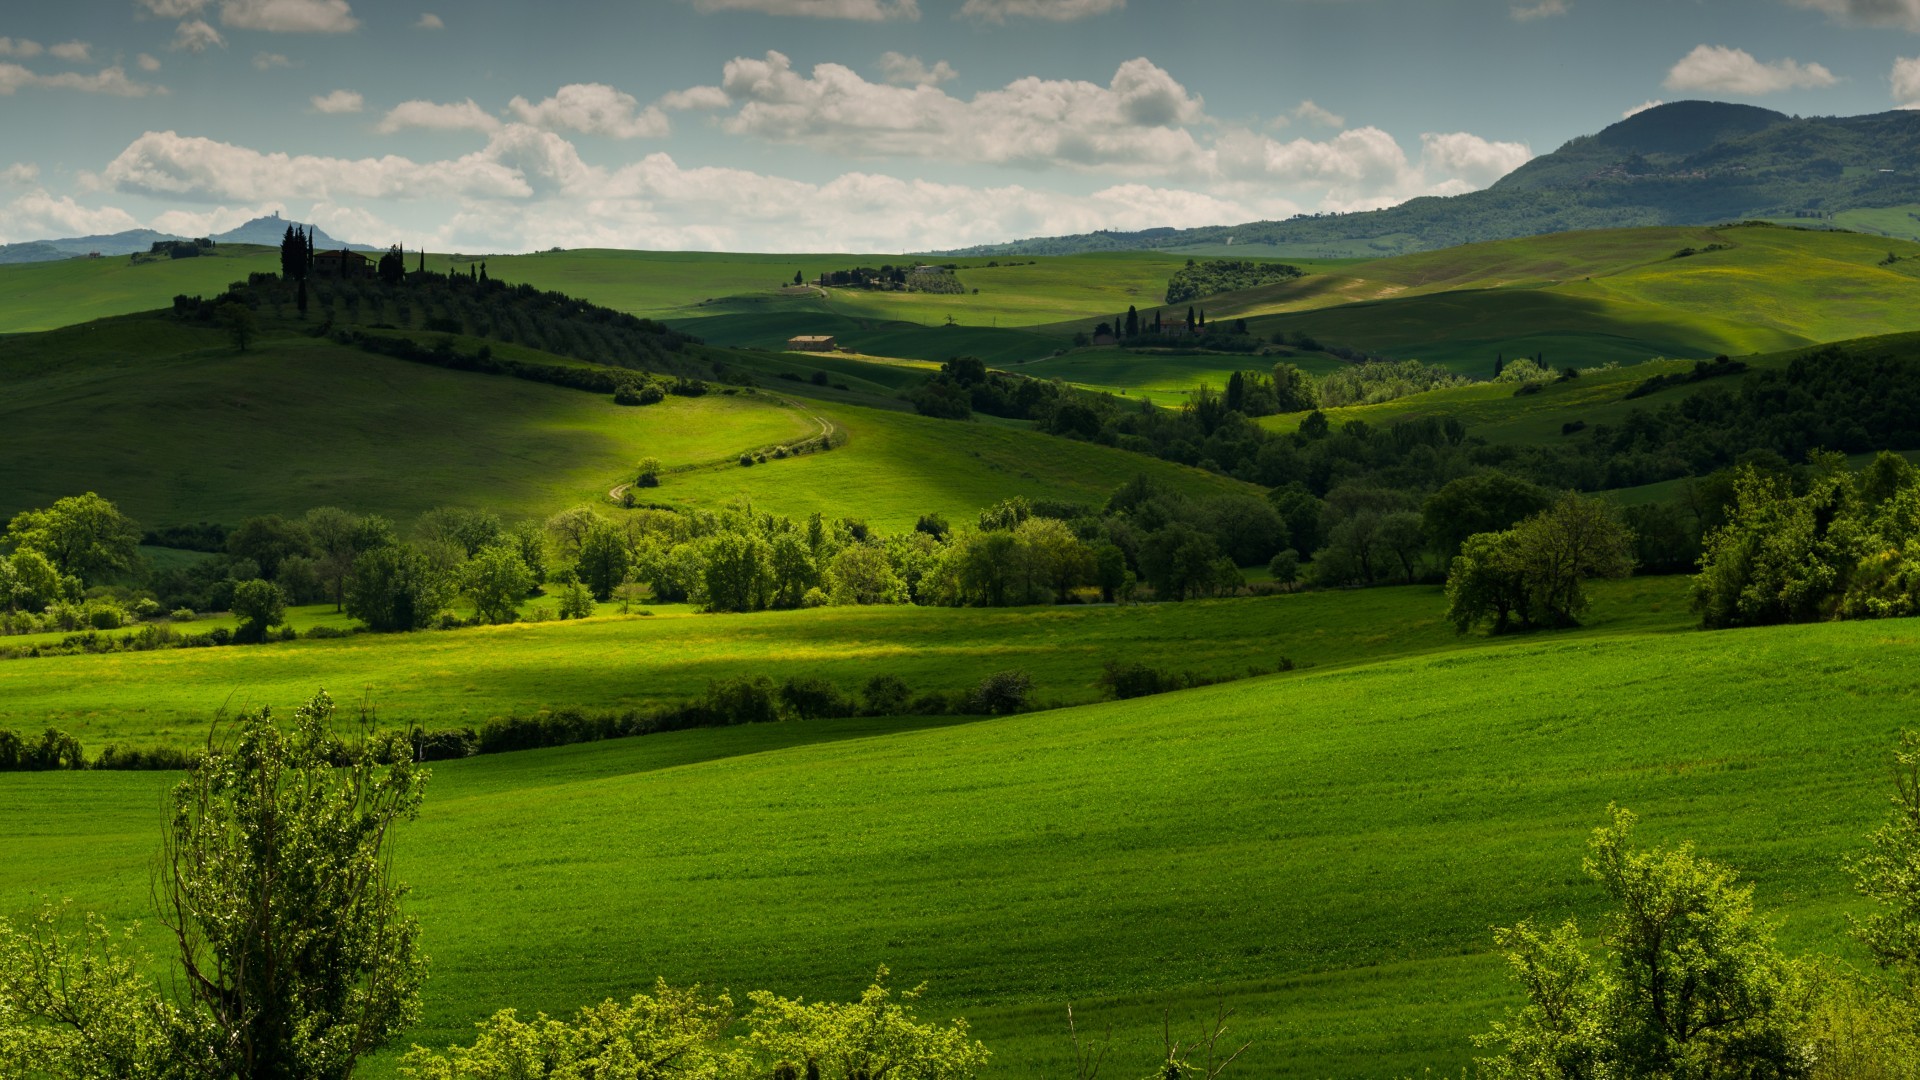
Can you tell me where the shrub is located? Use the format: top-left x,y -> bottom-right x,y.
861,674 -> 913,716
705,676 -> 781,725
93,743 -> 199,770
303,625 -> 355,640
170,607 -> 196,622
1267,548 -> 1301,585
410,728 -> 477,762
779,676 -> 850,720
556,580 -> 595,620
968,670 -> 1033,715
1100,661 -> 1177,700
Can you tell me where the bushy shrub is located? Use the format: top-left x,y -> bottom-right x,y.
968,670 -> 1033,715
779,676 -> 851,719
170,607 -> 196,622
861,674 -> 913,715
705,676 -> 780,725
93,743 -> 199,770
1100,661 -> 1178,700
410,729 -> 477,761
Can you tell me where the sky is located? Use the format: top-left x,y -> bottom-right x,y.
4,0 -> 1920,253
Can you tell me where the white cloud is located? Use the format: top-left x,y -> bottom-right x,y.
137,0 -> 211,15
416,12 -> 444,28
1292,99 -> 1344,128
688,0 -> 920,19
0,63 -> 165,97
310,88 -> 363,113
97,129 -> 533,201
507,84 -> 670,138
172,20 -> 225,51
137,53 -> 162,71
1624,98 -> 1665,118
878,51 -> 956,87
708,52 -> 1210,174
1894,56 -> 1920,103
1510,0 -> 1568,20
1664,44 -> 1837,94
1420,132 -> 1532,185
0,38 -> 44,59
0,190 -> 141,243
2,163 -> 39,185
253,51 -> 293,69
958,0 -> 1124,21
1789,0 -> 1920,30
376,98 -> 502,134
220,0 -> 359,33
48,41 -> 91,62
660,85 -> 730,110
150,202 -> 283,237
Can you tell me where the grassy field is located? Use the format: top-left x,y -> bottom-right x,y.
5,609 -> 1914,1078
1011,347 -> 1349,405
0,314 -> 1247,530
0,245 -> 277,334
0,576 -> 1691,749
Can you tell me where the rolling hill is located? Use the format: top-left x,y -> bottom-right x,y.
4,608 -> 1910,1078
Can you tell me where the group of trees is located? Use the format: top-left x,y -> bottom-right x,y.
1163,258 -> 1304,305
1444,492 -> 1638,633
0,493 -> 142,633
1692,451 -> 1920,628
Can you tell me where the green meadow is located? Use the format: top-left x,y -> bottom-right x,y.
0,244 -> 277,334
0,577 -> 1690,749
5,613 -> 1914,1078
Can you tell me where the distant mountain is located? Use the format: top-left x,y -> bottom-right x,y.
0,213 -> 374,266
940,102 -> 1920,258
209,213 -> 376,252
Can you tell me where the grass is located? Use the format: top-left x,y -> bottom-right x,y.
0,245 -> 277,334
0,314 -> 1246,530
1013,347 -> 1350,405
0,577 -> 1690,750
4,607 -> 1915,1079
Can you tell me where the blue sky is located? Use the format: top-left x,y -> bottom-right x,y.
3,0 -> 1920,252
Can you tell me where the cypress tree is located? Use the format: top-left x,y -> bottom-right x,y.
1124,305 -> 1139,338
1186,305 -> 1196,331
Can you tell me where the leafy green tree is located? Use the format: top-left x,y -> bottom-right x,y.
227,514 -> 315,579
1201,495 -> 1288,568
1445,530 -> 1532,633
346,544 -> 452,632
575,523 -> 632,602
1511,492 -> 1636,627
1269,363 -> 1316,413
828,543 -> 906,606
218,300 -> 256,351
304,507 -> 364,612
462,544 -> 534,625
230,579 -> 286,643
415,507 -> 505,559
4,492 -> 140,585
1423,471 -> 1553,563
1849,729 -> 1920,989
703,532 -> 774,613
636,457 -> 663,488
1476,807 -> 1811,1080
1141,523 -> 1221,601
0,692 -> 427,1080
556,579 -> 595,619
1,548 -> 64,614
1014,517 -> 1092,604
769,532 -> 823,609
506,520 -> 550,585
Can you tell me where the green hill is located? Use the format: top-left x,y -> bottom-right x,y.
0,313 -> 1248,530
5,610 -> 1911,1078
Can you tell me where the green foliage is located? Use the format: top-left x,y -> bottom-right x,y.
968,670 -> 1033,715
1448,493 -> 1636,633
401,971 -> 988,1080
1164,260 -> 1303,305
0,906 -> 177,1080
217,299 -> 256,351
1424,472 -> 1553,563
1315,360 -> 1472,408
556,579 -> 595,620
230,577 -> 286,643
462,544 -> 535,625
1476,806 -> 1811,1080
1848,729 -> 1920,990
3,492 -> 140,586
576,523 -> 632,602
347,543 -> 453,632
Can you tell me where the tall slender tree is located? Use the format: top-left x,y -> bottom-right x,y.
1124,305 -> 1139,339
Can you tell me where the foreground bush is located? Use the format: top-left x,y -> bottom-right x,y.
400,969 -> 989,1080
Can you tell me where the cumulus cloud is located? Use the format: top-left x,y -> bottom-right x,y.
706,52 -> 1209,174
137,0 -> 211,16
0,63 -> 165,97
1291,100 -> 1344,128
97,129 -> 533,201
878,52 -> 956,86
1664,44 -> 1836,94
310,88 -> 362,113
220,0 -> 359,33
417,12 -> 444,28
137,53 -> 162,71
376,98 -> 502,134
1420,132 -> 1532,185
150,202 -> 284,237
507,84 -> 670,138
958,0 -> 1124,22
660,85 -> 731,110
172,20 -> 225,51
1789,0 -> 1920,30
2,163 -> 39,185
1624,98 -> 1665,117
48,41 -> 91,62
0,38 -> 45,58
688,0 -> 920,19
1510,0 -> 1568,20
1894,56 -> 1920,103
253,51 -> 293,69
0,190 -> 141,243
